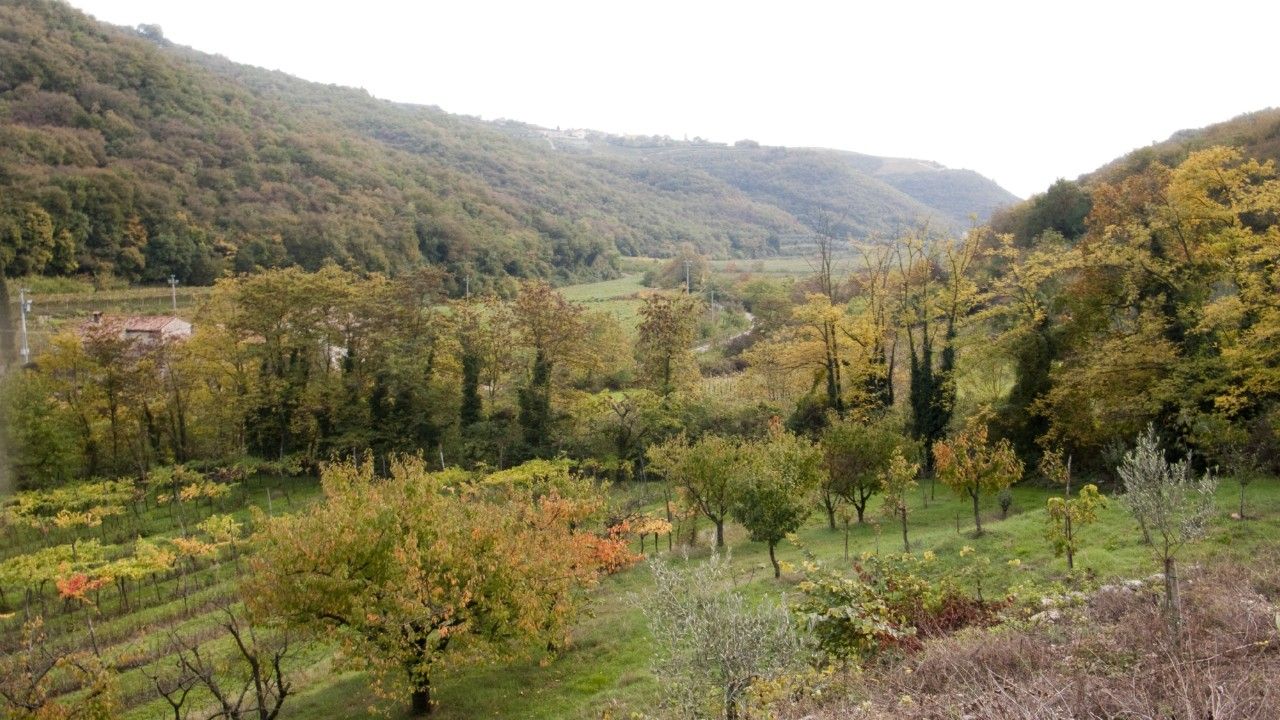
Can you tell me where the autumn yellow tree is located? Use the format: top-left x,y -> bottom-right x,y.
245,456 -> 609,715
1036,147 -> 1280,462
933,417 -> 1023,535
894,229 -> 981,468
513,281 -> 585,454
636,293 -> 701,395
880,449 -> 920,552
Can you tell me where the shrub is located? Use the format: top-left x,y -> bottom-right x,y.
643,554 -> 803,719
793,545 -> 1002,663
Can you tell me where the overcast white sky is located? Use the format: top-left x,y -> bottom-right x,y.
68,0 -> 1279,198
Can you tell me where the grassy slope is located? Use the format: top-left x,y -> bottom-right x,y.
12,427 -> 1274,719
281,478 -> 1280,719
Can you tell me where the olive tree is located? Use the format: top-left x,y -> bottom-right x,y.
1118,426 -> 1218,633
644,554 -> 801,720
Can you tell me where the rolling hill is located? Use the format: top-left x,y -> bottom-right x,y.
990,107 -> 1280,246
0,0 -> 1016,292
1085,107 -> 1280,185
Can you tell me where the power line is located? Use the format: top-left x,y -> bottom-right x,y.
168,275 -> 179,312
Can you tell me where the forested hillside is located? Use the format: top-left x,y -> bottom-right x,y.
1088,107 -> 1280,185
992,107 -> 1280,246
0,0 -> 1013,296
576,142 -> 1016,239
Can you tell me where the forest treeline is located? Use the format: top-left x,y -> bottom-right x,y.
7,144 -> 1280,490
0,0 -> 1012,303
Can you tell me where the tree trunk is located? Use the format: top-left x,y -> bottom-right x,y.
0,273 -> 14,368
824,497 -> 837,531
900,512 -> 910,553
768,542 -> 780,578
971,489 -> 982,535
853,498 -> 867,524
410,680 -> 432,716
1065,514 -> 1074,571
1164,555 -> 1180,639
843,518 -> 850,561
714,519 -> 724,548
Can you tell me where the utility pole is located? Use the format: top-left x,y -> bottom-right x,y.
168,274 -> 179,312
18,288 -> 31,366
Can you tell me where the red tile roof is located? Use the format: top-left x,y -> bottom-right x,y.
123,316 -> 181,332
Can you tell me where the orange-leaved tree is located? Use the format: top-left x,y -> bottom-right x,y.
933,417 -> 1023,536
245,456 -> 611,716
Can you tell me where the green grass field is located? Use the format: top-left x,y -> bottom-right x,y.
559,273 -> 655,330
278,476 -> 1280,719
5,452 -> 1276,719
707,254 -> 858,278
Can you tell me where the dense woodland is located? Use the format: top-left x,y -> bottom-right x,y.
0,0 -> 1011,305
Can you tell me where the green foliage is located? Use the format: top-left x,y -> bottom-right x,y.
2,372 -> 82,488
635,293 -> 701,395
732,426 -> 821,577
819,414 -> 905,526
1045,484 -> 1105,564
990,178 -> 1092,246
644,554 -> 803,720
793,552 -> 914,662
793,545 -> 993,663
647,433 -> 746,548
245,456 -> 612,713
518,350 -> 553,454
